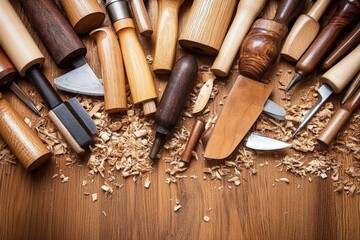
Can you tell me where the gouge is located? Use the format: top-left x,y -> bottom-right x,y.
281,0 -> 332,62
317,85 -> 360,146
0,49 -> 41,116
59,0 -> 105,34
292,44 -> 360,137
19,0 -> 104,97
129,0 -> 153,37
285,0 -> 360,92
211,0 -> 267,77
150,55 -> 197,160
0,92 -> 51,171
152,0 -> 184,74
0,1 -> 96,154
105,0 -> 158,116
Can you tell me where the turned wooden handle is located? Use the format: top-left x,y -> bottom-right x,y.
322,22 -> 360,70
129,0 -> 153,36
60,0 -> 105,34
90,27 -> 127,113
0,49 -> 16,85
0,95 -> 51,171
273,0 -> 305,26
181,119 -> 205,163
321,44 -> 360,93
211,0 -> 267,77
153,0 -> 184,74
0,1 -> 44,76
178,0 -> 238,55
307,0 -> 332,21
296,0 -> 360,77
317,88 -> 360,146
20,0 -> 86,69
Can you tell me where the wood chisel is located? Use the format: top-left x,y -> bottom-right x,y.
204,0 -> 304,159
150,55 -> 197,160
152,0 -> 184,74
285,0 -> 360,92
292,44 -> 360,138
19,0 -> 104,97
128,0 -> 153,36
0,48 -> 41,116
105,0 -> 158,116
0,92 -> 51,171
0,0 -> 97,154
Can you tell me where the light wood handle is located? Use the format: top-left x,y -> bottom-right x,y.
321,44 -> 360,93
0,0 -> 44,76
0,94 -> 51,171
90,27 -> 127,113
211,0 -> 267,77
60,0 -> 105,34
113,19 -> 157,114
178,0 -> 237,55
307,0 -> 332,21
129,0 -> 153,36
153,0 -> 184,74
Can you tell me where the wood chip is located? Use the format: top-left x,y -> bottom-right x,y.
203,215 -> 211,222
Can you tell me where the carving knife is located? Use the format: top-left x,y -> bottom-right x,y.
245,132 -> 291,151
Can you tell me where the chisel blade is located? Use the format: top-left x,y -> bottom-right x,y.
245,132 -> 291,150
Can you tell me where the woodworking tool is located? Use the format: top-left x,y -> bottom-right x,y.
281,0 -> 332,62
19,0 -> 104,97
153,0 -> 184,74
106,0 -> 158,116
0,49 -> 41,116
317,86 -> 360,146
292,44 -> 360,138
180,119 -> 205,163
0,0 -> 97,154
342,71 -> 360,104
211,0 -> 267,77
128,0 -> 153,36
285,0 -> 360,92
150,55 -> 197,160
90,27 -> 127,113
59,0 -> 105,34
0,92 -> 51,171
178,0 -> 238,55
245,132 -> 291,150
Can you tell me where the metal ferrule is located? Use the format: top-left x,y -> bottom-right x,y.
105,0 -> 132,23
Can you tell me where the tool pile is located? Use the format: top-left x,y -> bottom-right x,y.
0,0 -> 359,195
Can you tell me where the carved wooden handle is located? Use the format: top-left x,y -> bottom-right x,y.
307,0 -> 332,21
60,0 -> 105,34
90,27 -> 127,113
181,119 -> 205,163
274,0 -> 305,26
129,0 -> 153,36
0,49 -> 16,85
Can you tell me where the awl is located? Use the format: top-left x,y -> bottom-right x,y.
292,44 -> 360,137
19,0 -> 104,97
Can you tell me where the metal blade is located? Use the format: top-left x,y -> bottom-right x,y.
245,132 -> 291,150
54,63 -> 104,97
7,81 -> 41,116
263,99 -> 286,121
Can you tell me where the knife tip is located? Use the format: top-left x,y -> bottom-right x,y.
285,73 -> 302,92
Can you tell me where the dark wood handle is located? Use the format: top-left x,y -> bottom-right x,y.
181,119 -> 205,163
343,86 -> 360,112
296,0 -> 360,76
0,49 -> 16,85
19,0 -> 86,69
274,0 -> 305,26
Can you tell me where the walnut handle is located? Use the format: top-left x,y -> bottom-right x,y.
59,0 -> 105,34
90,27 -> 127,113
153,0 -> 184,74
129,0 -> 153,36
273,0 -> 305,26
0,49 -> 16,85
19,0 -> 87,69
0,94 -> 51,171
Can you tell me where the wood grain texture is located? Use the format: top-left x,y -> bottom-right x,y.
0,49 -> 16,85
130,0 -> 153,36
1,1 -> 360,240
273,0 -> 305,26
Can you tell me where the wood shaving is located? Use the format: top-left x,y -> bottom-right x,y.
92,193 -> 98,202
203,215 -> 211,222
144,177 -> 151,189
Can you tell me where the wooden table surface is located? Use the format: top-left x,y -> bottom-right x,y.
1,1 -> 359,240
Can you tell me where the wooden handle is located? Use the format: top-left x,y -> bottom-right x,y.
342,71 -> 360,103
295,0 -> 360,77
211,0 -> 267,77
321,44 -> 360,93
317,88 -> 360,146
129,0 -> 153,36
60,0 -> 105,34
152,0 -> 184,74
181,119 -> 205,163
90,27 -> 127,113
273,0 -> 305,26
0,94 -> 51,171
0,49 -> 16,85
0,0 -> 45,76
307,0 -> 332,21
178,0 -> 238,55
20,0 -> 87,69
322,22 -> 360,70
